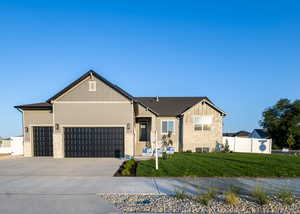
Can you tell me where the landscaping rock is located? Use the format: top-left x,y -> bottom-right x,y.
98,193 -> 300,213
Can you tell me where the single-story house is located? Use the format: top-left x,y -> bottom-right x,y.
223,130 -> 250,138
15,70 -> 226,158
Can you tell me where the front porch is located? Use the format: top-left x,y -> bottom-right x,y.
134,117 -> 153,156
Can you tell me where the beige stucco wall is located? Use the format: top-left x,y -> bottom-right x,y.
23,110 -> 53,157
57,77 -> 128,102
53,102 -> 134,158
182,101 -> 223,152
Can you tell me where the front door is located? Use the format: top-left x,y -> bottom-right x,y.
139,122 -> 149,142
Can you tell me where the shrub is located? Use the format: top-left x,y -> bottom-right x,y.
224,190 -> 240,206
174,189 -> 188,200
252,186 -> 269,205
124,159 -> 136,169
185,150 -> 192,153
121,168 -> 130,176
196,187 -> 217,206
224,141 -> 230,153
162,152 -> 168,160
277,188 -> 295,205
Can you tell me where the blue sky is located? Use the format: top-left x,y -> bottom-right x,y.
1,1 -> 300,137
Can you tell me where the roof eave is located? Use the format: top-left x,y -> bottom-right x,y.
134,100 -> 159,116
14,106 -> 52,110
47,70 -> 135,103
179,99 -> 227,116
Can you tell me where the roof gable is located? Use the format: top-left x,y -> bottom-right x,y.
134,97 -> 225,117
47,70 -> 134,102
253,129 -> 270,138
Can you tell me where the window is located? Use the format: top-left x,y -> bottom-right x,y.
193,115 -> 212,131
161,120 -> 175,134
89,81 -> 96,92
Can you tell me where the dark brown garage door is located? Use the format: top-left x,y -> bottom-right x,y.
64,127 -> 124,158
33,126 -> 53,156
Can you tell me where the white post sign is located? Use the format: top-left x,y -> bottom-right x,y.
155,130 -> 158,170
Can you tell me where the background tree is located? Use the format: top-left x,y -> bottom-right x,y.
260,99 -> 300,149
287,134 -> 296,149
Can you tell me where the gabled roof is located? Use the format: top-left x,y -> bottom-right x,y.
14,102 -> 52,110
223,133 -> 236,137
223,130 -> 250,137
47,70 -> 135,102
135,97 -> 225,117
15,70 -> 226,117
253,129 -> 270,138
235,131 -> 250,137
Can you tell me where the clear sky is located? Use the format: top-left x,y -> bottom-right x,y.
1,1 -> 300,137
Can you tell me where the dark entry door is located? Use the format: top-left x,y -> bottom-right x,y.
139,122 -> 149,142
33,126 -> 53,156
64,127 -> 124,158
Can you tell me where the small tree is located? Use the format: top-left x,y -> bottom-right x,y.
287,134 -> 296,149
161,131 -> 173,151
224,140 -> 230,153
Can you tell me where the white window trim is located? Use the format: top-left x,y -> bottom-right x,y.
161,120 -> 175,134
193,115 -> 213,131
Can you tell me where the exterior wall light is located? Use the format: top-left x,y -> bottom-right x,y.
55,123 -> 60,131
126,123 -> 131,131
25,127 -> 29,133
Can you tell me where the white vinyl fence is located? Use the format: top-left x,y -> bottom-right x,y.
10,136 -> 24,155
223,137 -> 272,154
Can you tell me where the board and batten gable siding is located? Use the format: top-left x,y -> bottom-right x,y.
23,110 -> 53,157
182,101 -> 223,152
56,77 -> 128,102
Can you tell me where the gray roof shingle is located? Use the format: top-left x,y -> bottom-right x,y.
135,97 -> 210,117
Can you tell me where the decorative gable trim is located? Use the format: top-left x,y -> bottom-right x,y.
47,70 -> 135,103
180,99 -> 226,116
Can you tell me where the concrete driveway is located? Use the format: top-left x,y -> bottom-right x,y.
0,157 -> 123,214
0,157 -> 123,176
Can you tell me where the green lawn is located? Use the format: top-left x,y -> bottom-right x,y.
136,153 -> 300,177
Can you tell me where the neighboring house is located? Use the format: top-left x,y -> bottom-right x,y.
15,70 -> 226,158
0,137 -> 12,154
250,129 -> 270,139
223,129 -> 272,154
0,136 -> 24,155
223,130 -> 250,138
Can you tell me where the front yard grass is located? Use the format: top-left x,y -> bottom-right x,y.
136,152 -> 300,177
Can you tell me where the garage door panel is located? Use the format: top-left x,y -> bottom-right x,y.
33,126 -> 53,156
64,127 -> 124,158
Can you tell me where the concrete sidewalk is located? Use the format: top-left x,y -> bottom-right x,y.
0,176 -> 300,195
1,176 -> 300,214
